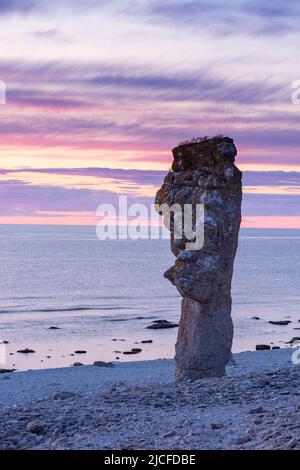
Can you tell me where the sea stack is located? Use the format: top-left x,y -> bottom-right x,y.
155,136 -> 242,379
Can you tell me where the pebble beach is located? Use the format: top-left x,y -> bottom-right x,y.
0,348 -> 299,450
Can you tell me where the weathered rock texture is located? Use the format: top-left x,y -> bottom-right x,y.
155,136 -> 242,379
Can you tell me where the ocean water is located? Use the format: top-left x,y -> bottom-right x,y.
0,225 -> 300,370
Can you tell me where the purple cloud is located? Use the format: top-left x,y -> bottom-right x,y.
0,179 -> 152,216
1,169 -> 300,218
148,0 -> 300,36
0,0 -> 35,14
244,171 -> 300,186
0,60 -> 287,107
1,0 -> 299,39
5,167 -> 300,187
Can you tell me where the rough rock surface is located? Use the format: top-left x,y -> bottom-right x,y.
155,136 -> 242,379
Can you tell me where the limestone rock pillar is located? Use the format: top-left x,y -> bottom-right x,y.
155,136 -> 242,379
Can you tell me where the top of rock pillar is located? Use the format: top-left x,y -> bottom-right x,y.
171,135 -> 237,172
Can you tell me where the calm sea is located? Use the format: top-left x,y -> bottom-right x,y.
0,225 -> 300,370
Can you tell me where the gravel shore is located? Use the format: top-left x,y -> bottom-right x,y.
0,348 -> 299,450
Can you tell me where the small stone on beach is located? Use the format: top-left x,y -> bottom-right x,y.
211,423 -> 224,430
26,421 -> 46,435
163,430 -> 177,438
52,391 -> 76,400
249,406 -> 266,414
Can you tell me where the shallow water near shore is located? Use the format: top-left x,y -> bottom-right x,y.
0,225 -> 300,371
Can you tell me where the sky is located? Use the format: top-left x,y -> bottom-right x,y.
0,0 -> 299,227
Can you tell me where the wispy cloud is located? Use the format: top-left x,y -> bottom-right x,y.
148,0 -> 300,36
0,59 -> 297,167
2,1 -> 299,37
1,60 -> 287,106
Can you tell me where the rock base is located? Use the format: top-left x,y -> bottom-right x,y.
175,298 -> 233,379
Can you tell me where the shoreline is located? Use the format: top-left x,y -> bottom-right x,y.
0,348 -> 299,450
1,348 -> 298,408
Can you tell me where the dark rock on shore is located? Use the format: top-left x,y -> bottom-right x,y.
123,348 -> 142,355
93,361 -> 114,367
72,362 -> 83,366
256,345 -> 271,351
17,349 -> 35,354
141,340 -> 153,344
48,326 -> 61,330
146,320 -> 179,330
251,317 -> 260,320
0,369 -> 15,374
269,321 -> 291,326
74,350 -> 87,354
286,337 -> 300,345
